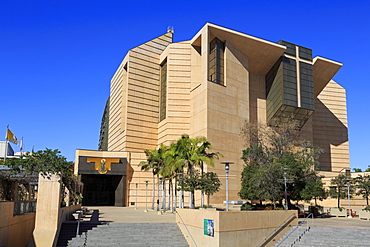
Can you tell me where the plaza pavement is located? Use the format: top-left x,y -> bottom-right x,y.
80,206 -> 370,229
80,206 -> 177,223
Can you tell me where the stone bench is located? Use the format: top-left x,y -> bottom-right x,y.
329,207 -> 346,217
359,210 -> 370,220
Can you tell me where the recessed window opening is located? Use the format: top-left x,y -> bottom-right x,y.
159,59 -> 167,122
209,37 -> 225,85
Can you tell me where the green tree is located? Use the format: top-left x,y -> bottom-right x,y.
353,168 -> 362,172
3,148 -> 78,204
198,172 -> 221,207
158,143 -> 183,212
139,135 -> 221,210
354,174 -> 370,206
181,171 -> 200,197
139,144 -> 167,210
172,134 -> 220,209
239,121 -> 324,209
5,148 -> 73,176
330,173 -> 353,208
300,175 -> 327,205
239,160 -> 262,203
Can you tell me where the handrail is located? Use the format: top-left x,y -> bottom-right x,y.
276,212 -> 313,247
176,211 -> 198,247
74,212 -> 81,247
256,212 -> 296,247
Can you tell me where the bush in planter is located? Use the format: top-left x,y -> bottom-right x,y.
363,205 -> 370,211
338,207 -> 345,212
241,202 -> 256,211
76,192 -> 83,204
265,205 -> 284,210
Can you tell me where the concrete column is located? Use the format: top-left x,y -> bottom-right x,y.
33,172 -> 62,247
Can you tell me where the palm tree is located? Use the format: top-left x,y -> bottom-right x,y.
194,138 -> 221,207
139,135 -> 221,210
173,134 -> 221,209
139,145 -> 166,210
159,143 -> 182,212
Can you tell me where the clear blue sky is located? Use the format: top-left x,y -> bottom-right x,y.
1,1 -> 369,170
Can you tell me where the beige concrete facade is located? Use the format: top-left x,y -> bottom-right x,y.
0,201 -> 35,247
79,23 -> 349,207
176,208 -> 298,247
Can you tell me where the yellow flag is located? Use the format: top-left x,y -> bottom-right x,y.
5,129 -> 18,145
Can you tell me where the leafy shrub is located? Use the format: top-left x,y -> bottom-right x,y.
241,202 -> 256,211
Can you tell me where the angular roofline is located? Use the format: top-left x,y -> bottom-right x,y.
190,22 -> 286,50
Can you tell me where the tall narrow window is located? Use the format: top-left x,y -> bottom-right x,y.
209,38 -> 225,85
159,60 -> 167,122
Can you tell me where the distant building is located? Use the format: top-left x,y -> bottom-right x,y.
76,23 -> 349,206
0,141 -> 14,158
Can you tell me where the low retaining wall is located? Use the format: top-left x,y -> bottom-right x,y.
0,201 -> 36,247
176,209 -> 298,247
32,173 -> 81,247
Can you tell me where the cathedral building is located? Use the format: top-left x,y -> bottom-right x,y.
75,23 -> 349,207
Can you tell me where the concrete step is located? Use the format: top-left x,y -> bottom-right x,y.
60,222 -> 188,247
276,226 -> 370,246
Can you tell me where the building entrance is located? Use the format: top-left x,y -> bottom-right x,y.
81,174 -> 125,206
76,154 -> 128,207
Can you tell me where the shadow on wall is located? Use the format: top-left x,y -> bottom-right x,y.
313,99 -> 348,172
126,161 -> 135,206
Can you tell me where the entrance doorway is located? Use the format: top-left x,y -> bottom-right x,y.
82,174 -> 125,206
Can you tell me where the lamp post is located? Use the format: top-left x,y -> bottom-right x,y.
159,177 -> 163,213
144,180 -> 149,212
221,161 -> 234,212
346,178 -> 352,218
283,171 -> 288,210
135,183 -> 138,210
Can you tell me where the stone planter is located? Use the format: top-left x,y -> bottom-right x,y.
199,207 -> 217,211
329,207 -> 346,217
359,210 -> 370,220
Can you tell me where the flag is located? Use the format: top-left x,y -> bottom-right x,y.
20,137 -> 23,155
5,128 -> 19,145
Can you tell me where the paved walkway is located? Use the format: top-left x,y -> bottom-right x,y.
312,217 -> 370,229
80,206 -> 370,229
80,206 -> 176,223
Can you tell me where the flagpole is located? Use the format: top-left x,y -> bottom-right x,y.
4,125 -> 9,161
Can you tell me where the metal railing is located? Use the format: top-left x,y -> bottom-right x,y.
74,211 -> 82,247
256,212 -> 296,247
176,211 -> 198,247
276,213 -> 314,247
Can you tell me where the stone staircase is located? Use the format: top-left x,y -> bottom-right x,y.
57,222 -> 189,247
276,226 -> 370,247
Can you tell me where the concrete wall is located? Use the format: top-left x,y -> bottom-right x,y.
313,80 -> 349,173
32,173 -> 81,247
158,41 -> 191,145
108,32 -> 173,152
176,208 -> 298,247
0,201 -> 35,247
